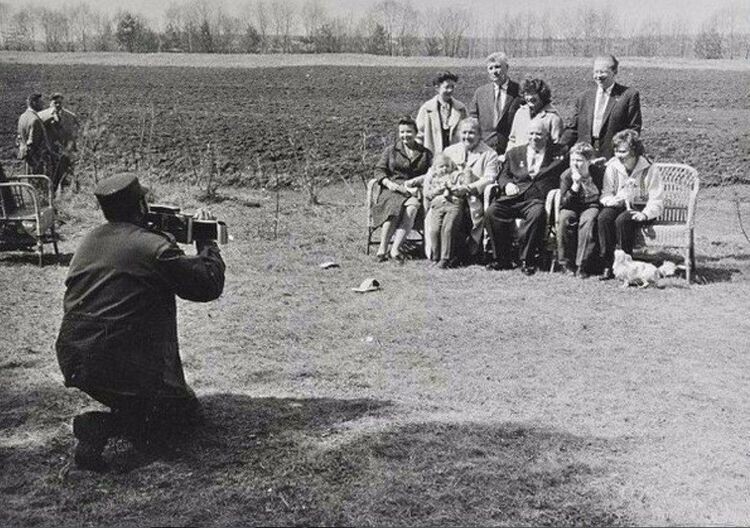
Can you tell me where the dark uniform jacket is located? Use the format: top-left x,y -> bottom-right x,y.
496,144 -> 568,203
56,222 -> 225,399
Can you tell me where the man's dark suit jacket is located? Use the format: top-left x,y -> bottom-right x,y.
496,144 -> 567,203
561,82 -> 641,159
468,80 -> 522,154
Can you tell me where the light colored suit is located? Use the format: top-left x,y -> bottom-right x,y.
415,96 -> 468,155
442,141 -> 500,247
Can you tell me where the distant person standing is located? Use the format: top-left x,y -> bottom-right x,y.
40,93 -> 80,193
562,55 -> 642,160
468,52 -> 523,156
16,93 -> 50,175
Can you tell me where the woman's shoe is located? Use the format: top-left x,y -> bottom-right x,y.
599,267 -> 615,281
392,253 -> 406,265
376,253 -> 388,263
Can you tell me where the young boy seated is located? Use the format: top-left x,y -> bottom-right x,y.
557,142 -> 604,278
423,154 -> 472,268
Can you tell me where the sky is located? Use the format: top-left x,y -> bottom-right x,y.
11,0 -> 746,32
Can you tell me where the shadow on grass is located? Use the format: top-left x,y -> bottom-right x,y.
0,250 -> 73,267
0,392 -> 631,527
693,265 -> 742,284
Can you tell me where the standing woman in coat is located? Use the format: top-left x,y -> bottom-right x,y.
415,71 -> 468,156
372,116 -> 432,262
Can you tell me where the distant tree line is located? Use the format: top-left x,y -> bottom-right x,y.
0,0 -> 747,59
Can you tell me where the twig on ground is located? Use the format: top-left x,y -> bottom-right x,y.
734,194 -> 750,244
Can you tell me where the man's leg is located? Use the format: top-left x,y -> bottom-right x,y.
484,199 -> 518,267
516,199 -> 546,268
557,208 -> 579,272
576,206 -> 600,272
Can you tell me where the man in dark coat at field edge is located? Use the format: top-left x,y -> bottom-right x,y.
561,54 -> 642,160
468,51 -> 523,155
55,173 -> 225,471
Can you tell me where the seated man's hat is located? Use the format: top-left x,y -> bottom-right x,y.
94,174 -> 148,213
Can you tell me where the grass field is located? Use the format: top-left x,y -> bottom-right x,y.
2,54 -> 750,526
2,179 -> 750,526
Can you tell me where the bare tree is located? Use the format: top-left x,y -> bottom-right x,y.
38,8 -> 71,52
270,0 -> 295,53
432,7 -> 471,57
300,0 -> 326,42
69,2 -> 96,51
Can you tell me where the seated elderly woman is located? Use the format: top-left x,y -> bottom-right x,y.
441,117 -> 500,261
372,116 -> 432,262
415,71 -> 468,156
557,142 -> 605,278
505,78 -> 564,153
597,129 -> 664,280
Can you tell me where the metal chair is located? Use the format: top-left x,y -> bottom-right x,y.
0,174 -> 59,266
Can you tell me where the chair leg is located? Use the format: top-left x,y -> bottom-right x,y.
51,224 -> 60,263
37,239 -> 44,267
684,247 -> 691,284
366,228 -> 372,255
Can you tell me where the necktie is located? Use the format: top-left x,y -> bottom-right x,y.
494,87 -> 504,125
592,89 -> 607,138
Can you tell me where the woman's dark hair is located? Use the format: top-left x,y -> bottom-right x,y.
433,70 -> 459,86
397,115 -> 418,131
612,129 -> 645,157
520,78 -> 552,106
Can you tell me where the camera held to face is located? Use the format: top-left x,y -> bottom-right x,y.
145,204 -> 229,244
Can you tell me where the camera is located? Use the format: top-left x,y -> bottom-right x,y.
145,204 -> 229,244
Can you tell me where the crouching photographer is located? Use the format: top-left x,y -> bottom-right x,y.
56,173 -> 225,471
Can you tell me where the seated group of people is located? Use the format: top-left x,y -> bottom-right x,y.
371,52 -> 660,280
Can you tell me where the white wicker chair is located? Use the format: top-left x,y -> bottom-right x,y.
633,162 -> 699,282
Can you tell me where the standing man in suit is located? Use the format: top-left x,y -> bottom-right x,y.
40,93 -> 80,193
561,55 -> 641,160
16,93 -> 51,175
468,52 -> 523,156
485,121 -> 567,275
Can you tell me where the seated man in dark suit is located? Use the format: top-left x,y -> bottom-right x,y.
485,120 -> 567,275
561,54 -> 641,160
468,51 -> 523,156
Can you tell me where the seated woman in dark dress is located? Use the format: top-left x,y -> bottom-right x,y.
372,116 -> 432,262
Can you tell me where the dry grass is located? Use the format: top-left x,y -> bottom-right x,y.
2,179 -> 750,526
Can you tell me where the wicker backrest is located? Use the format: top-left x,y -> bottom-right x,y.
650,163 -> 699,227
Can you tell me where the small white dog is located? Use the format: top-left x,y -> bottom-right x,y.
612,249 -> 677,288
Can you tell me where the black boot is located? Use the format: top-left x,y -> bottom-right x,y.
72,412 -> 116,471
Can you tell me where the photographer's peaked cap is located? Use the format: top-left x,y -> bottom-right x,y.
94,173 -> 148,207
